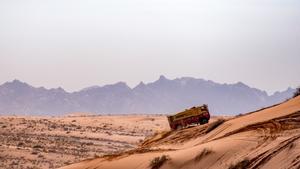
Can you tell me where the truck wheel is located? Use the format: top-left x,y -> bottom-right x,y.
176,125 -> 182,130
200,118 -> 208,125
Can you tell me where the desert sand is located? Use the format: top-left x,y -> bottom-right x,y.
0,115 -> 169,169
61,96 -> 300,169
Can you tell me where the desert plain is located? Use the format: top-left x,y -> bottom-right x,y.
1,96 -> 300,169
0,114 -> 169,169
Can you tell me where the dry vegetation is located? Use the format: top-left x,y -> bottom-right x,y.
228,158 -> 250,169
0,115 -> 168,169
149,155 -> 170,169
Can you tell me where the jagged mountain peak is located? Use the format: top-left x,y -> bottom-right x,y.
107,82 -> 130,89
235,81 -> 248,87
158,75 -> 168,81
0,76 -> 296,115
4,79 -> 29,86
1,79 -> 33,90
134,81 -> 146,89
49,87 -> 66,93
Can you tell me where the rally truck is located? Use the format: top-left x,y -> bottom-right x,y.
167,104 -> 210,130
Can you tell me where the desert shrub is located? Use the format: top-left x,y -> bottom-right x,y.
205,118 -> 225,134
17,142 -> 24,147
293,87 -> 300,98
33,144 -> 43,149
31,151 -> 38,155
94,153 -> 100,158
194,148 -> 213,162
149,155 -> 170,169
64,160 -> 72,165
11,161 -> 19,165
228,158 -> 250,169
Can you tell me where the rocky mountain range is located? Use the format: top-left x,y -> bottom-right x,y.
0,76 -> 295,116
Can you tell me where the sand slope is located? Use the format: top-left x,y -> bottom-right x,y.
61,96 -> 300,169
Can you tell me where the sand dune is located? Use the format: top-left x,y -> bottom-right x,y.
61,96 -> 300,169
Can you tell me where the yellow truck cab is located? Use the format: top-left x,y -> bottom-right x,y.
167,104 -> 210,130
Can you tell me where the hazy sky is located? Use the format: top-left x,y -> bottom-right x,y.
1,0 -> 299,94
